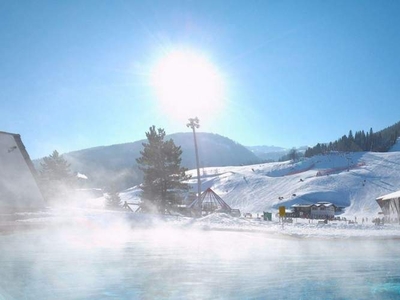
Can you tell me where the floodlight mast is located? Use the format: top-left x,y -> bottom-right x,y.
187,117 -> 202,216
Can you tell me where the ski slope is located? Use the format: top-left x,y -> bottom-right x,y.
122,149 -> 400,218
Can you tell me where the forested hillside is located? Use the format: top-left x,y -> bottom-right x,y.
51,132 -> 261,189
305,121 -> 400,157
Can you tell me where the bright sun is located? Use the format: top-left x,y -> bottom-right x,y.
151,49 -> 225,122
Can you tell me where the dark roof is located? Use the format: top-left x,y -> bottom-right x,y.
292,201 -> 336,208
0,131 -> 19,136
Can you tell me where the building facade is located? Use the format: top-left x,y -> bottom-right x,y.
376,191 -> 400,224
292,202 -> 337,219
0,131 -> 45,211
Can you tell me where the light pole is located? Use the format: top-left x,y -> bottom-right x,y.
187,117 -> 202,216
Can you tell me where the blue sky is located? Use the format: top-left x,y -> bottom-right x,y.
1,0 -> 400,159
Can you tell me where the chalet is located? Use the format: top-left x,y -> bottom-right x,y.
292,202 -> 337,219
376,190 -> 400,224
310,202 -> 336,219
291,204 -> 312,218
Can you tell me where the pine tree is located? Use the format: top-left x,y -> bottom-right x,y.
136,126 -> 190,214
288,148 -> 299,162
303,121 -> 400,157
105,183 -> 122,209
39,150 -> 75,202
40,150 -> 72,180
369,128 -> 374,150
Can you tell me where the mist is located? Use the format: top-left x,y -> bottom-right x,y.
2,131 -> 400,299
1,208 -> 400,299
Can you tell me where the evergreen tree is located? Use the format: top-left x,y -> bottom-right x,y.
136,126 -> 190,214
105,183 -> 122,209
39,150 -> 75,202
348,130 -> 354,140
288,148 -> 299,162
304,121 -> 400,157
368,128 -> 374,150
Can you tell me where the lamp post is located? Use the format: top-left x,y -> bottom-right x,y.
187,117 -> 202,216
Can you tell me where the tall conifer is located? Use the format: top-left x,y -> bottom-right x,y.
136,126 -> 190,213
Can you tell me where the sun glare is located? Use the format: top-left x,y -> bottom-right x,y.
151,49 -> 225,122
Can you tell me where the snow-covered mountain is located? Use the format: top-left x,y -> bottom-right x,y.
246,145 -> 308,162
246,145 -> 288,153
122,147 -> 400,218
246,145 -> 288,161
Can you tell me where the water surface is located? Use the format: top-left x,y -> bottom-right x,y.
0,224 -> 399,299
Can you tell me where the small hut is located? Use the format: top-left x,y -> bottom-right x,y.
188,188 -> 240,217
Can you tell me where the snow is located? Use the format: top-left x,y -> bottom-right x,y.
4,209 -> 400,240
3,149 -> 400,299
177,151 -> 400,219
3,150 -> 400,239
27,150 -> 400,238
377,190 -> 400,201
389,137 -> 400,152
76,172 -> 88,179
189,213 -> 400,239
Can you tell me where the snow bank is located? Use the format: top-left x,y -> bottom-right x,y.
3,209 -> 400,240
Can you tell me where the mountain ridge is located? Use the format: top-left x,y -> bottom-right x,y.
55,132 -> 262,189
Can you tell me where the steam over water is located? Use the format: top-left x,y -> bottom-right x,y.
1,218 -> 400,299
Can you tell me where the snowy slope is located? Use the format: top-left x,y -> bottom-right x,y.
389,137 -> 400,152
122,151 -> 400,218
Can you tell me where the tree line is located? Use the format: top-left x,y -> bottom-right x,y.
305,121 -> 400,157
38,125 -> 191,214
39,150 -> 123,208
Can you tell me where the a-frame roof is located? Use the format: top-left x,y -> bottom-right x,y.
0,131 -> 45,211
188,188 -> 232,212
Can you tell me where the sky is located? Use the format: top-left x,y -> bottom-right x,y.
1,0 -> 400,159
